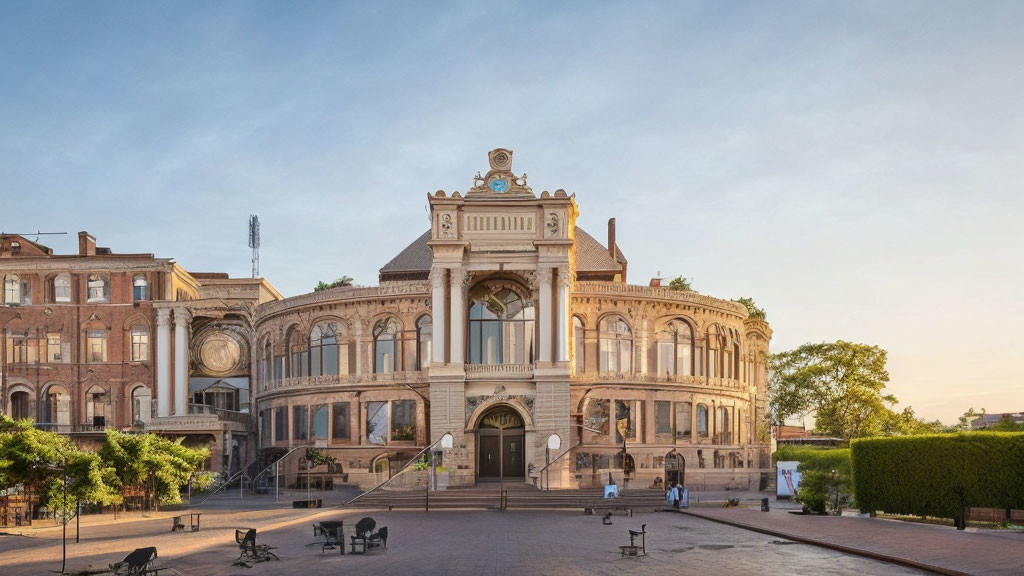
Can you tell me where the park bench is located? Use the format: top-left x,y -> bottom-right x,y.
233,528 -> 279,567
319,520 -> 345,554
349,517 -> 388,554
110,547 -> 158,575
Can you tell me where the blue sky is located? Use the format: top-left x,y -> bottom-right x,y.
2,1 -> 1022,423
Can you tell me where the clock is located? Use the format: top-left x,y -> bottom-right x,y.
489,178 -> 508,192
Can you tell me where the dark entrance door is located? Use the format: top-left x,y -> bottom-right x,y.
477,406 -> 527,480
665,452 -> 685,486
479,436 -> 502,478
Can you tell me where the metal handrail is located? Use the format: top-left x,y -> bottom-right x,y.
534,444 -> 575,490
343,437 -> 445,507
192,445 -> 307,507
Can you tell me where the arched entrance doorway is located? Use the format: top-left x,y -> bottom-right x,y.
477,406 -> 525,480
665,451 -> 685,486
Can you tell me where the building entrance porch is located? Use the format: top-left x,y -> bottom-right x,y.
476,406 -> 525,480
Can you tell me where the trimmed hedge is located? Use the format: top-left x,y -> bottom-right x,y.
851,432 -> 1024,527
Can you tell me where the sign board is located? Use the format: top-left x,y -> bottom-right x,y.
777,461 -> 802,498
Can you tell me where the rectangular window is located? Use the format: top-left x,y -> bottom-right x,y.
391,400 -> 416,441
274,407 -> 286,442
655,401 -> 673,437
657,342 -> 674,377
4,277 -> 21,304
708,349 -> 717,378
331,402 -> 350,439
366,401 -> 388,445
87,330 -> 107,363
10,336 -> 28,364
293,405 -> 308,440
274,356 -> 284,381
312,405 -> 328,440
54,278 -> 71,303
131,328 -> 149,362
678,344 -> 692,376
46,333 -> 62,362
676,402 -> 692,441
615,400 -> 639,443
260,410 -> 271,447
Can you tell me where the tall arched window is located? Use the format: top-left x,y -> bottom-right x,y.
85,385 -> 108,428
573,316 -> 585,374
54,275 -> 71,303
131,386 -> 152,424
132,275 -> 149,301
11,391 -> 30,420
310,323 -> 339,376
598,316 -> 633,373
656,320 -> 693,377
374,319 -> 401,373
288,327 -> 308,378
40,384 -> 70,426
262,339 -> 273,388
696,403 -> 709,438
706,325 -> 722,378
3,274 -> 21,304
468,287 -> 535,365
416,315 -> 432,370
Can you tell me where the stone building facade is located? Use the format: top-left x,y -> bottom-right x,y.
252,149 -> 772,490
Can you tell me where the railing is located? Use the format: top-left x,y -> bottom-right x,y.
573,281 -> 748,315
256,281 -> 431,318
33,423 -> 72,434
264,371 -> 428,392
534,444 -> 576,490
189,404 -> 254,427
465,363 -> 534,378
572,371 -> 748,390
343,437 -> 446,508
193,445 -> 307,507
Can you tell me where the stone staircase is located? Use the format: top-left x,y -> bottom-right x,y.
347,482 -> 666,512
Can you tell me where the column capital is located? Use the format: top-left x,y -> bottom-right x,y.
451,267 -> 470,289
536,267 -> 552,286
429,267 -> 446,289
156,308 -> 171,327
557,266 -> 572,288
173,308 -> 192,326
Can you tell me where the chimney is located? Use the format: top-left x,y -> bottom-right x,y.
649,277 -> 662,287
78,231 -> 96,256
607,218 -> 616,259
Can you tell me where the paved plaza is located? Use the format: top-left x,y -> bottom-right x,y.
0,504 -> 931,576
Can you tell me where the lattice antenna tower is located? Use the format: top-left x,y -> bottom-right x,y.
248,215 -> 260,278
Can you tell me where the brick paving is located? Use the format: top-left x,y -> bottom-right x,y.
0,506 -> 927,576
684,507 -> 1024,576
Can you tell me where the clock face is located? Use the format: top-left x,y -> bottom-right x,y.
489,178 -> 508,192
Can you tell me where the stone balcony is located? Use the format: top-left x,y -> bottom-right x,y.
263,371 -> 429,393
464,363 -> 535,380
571,371 -> 749,391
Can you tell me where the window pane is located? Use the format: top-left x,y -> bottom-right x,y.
615,400 -> 636,442
311,345 -> 321,376
323,343 -> 338,375
676,402 -> 692,439
585,399 -> 609,435
697,404 -> 709,437
312,405 -> 329,440
331,402 -> 350,439
293,405 -> 308,440
391,400 -> 415,441
657,342 -> 673,377
678,344 -> 691,376
655,401 -> 672,435
366,401 -> 388,445
275,407 -> 286,441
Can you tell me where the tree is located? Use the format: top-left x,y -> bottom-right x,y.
314,276 -> 354,292
984,415 -> 1024,432
880,406 -> 946,436
733,297 -> 766,320
99,430 -> 210,508
956,407 -> 985,431
767,341 -> 896,440
668,276 -> 693,292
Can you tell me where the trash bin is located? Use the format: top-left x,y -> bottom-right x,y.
761,498 -> 770,512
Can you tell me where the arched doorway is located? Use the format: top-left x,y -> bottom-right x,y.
477,406 -> 525,480
372,454 -> 391,485
665,451 -> 685,486
10,391 -> 30,420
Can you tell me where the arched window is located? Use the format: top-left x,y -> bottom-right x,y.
696,403 -> 709,438
598,316 -> 633,373
130,326 -> 149,362
718,406 -> 731,442
656,320 -> 693,377
706,325 -> 722,378
573,316 -> 585,374
310,323 -> 339,376
131,386 -> 152,424
468,287 -> 535,365
374,319 -> 401,373
11,390 -> 30,420
262,340 -> 273,388
40,384 -> 70,426
54,275 -> 71,303
3,275 -> 21,304
85,385 -> 108,428
288,327 -> 308,378
133,275 -> 149,301
416,315 -> 432,371
86,274 -> 109,303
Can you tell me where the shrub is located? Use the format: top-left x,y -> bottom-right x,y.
851,432 -> 1024,528
774,445 -> 852,513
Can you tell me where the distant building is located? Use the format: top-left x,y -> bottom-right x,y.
970,412 -> 1024,429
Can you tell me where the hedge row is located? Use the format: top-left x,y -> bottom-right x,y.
851,432 -> 1024,524
775,445 -> 853,513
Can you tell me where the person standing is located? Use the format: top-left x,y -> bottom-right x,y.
666,482 -> 679,508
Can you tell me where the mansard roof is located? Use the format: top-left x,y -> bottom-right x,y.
378,226 -> 626,282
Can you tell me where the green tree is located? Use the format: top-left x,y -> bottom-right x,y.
880,406 -> 946,436
956,407 -> 985,431
985,415 -> 1024,432
733,297 -> 766,320
99,430 -> 210,508
768,341 -> 896,440
667,276 -> 693,292
314,276 -> 354,292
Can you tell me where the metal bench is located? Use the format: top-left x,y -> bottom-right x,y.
620,524 -> 647,557
349,517 -> 388,554
234,528 -> 279,566
320,520 -> 344,555
110,547 -> 158,575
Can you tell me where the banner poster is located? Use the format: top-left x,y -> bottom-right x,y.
776,461 -> 802,498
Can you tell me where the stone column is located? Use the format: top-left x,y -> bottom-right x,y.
430,268 -> 446,365
173,309 -> 191,416
156,309 -> 171,417
639,317 -> 649,376
450,268 -> 467,364
556,267 -> 570,362
537,267 -> 552,363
